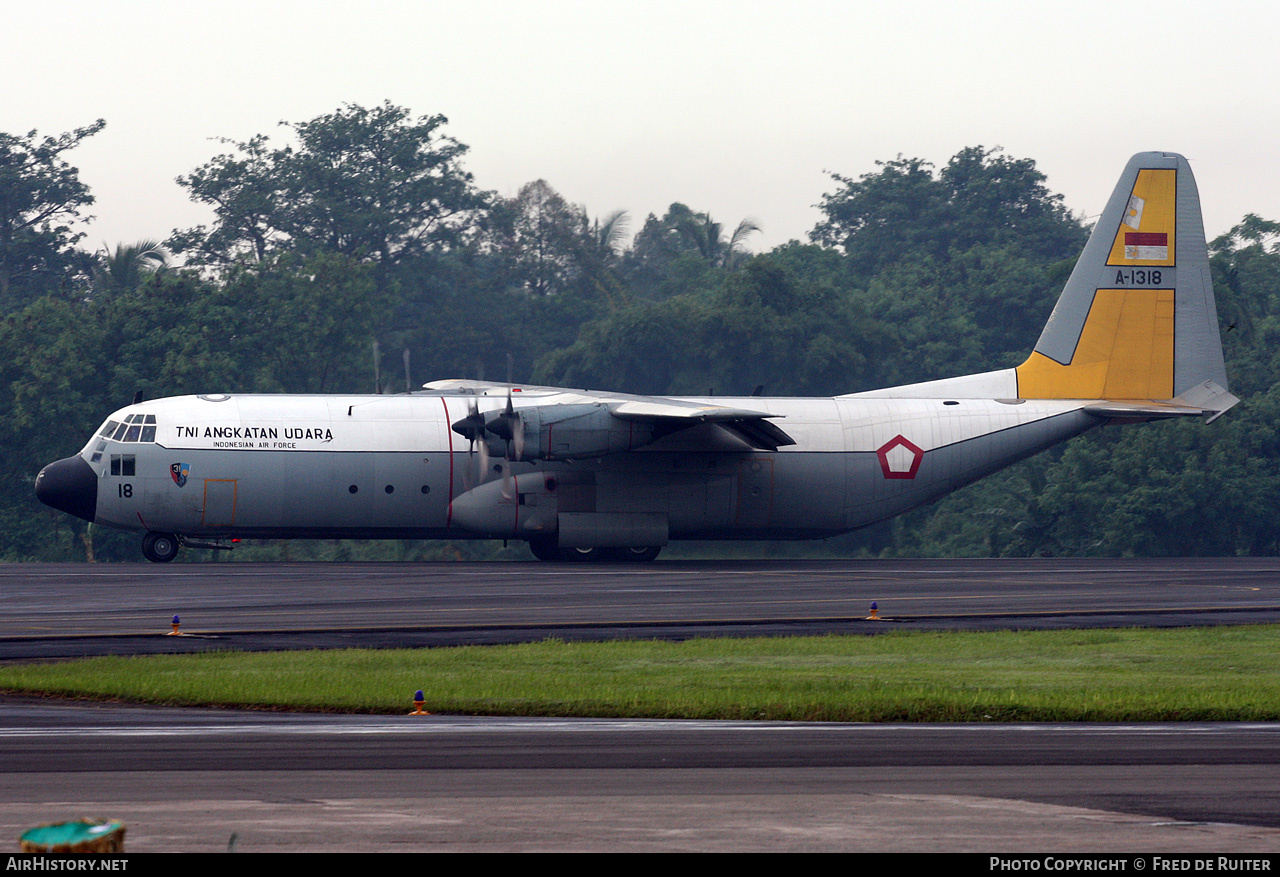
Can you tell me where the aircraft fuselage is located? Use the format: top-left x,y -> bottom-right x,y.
55,391 -> 1098,544
33,154 -> 1237,562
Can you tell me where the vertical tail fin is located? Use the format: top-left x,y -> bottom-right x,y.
1016,152 -> 1231,404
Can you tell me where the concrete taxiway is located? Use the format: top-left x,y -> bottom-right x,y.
1,697 -> 1279,852
1,558 -> 1279,851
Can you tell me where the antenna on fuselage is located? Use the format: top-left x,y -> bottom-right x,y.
131,390 -> 143,405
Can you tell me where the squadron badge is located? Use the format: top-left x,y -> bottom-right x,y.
170,462 -> 190,487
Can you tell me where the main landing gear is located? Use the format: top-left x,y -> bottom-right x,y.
527,537 -> 661,562
141,531 -> 180,563
611,546 -> 661,562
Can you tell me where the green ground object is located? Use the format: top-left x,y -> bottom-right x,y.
19,819 -> 126,853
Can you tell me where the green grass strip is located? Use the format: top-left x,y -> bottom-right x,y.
3,626 -> 1280,722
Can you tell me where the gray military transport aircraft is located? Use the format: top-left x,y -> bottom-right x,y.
37,152 -> 1238,562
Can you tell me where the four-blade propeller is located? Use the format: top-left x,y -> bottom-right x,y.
450,390 -> 524,497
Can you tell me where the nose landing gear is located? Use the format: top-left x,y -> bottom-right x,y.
141,531 -> 180,563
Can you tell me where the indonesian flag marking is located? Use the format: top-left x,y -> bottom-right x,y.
1124,231 -> 1168,261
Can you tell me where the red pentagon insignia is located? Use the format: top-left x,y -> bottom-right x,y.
876,435 -> 924,479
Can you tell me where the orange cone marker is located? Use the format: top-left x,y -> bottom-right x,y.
867,602 -> 880,621
167,615 -> 181,636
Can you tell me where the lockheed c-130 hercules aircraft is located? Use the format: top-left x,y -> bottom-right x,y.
37,152 -> 1238,563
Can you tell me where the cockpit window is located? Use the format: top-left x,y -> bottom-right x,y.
101,414 -> 159,443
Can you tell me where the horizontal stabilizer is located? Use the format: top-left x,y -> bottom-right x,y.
1083,401 -> 1207,421
1083,380 -> 1240,423
1170,379 -> 1239,423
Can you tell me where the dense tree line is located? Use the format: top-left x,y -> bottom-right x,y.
1,102 -> 1273,561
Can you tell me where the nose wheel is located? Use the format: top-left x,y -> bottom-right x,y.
141,531 -> 180,563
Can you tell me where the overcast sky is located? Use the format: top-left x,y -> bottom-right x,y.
4,1 -> 1277,254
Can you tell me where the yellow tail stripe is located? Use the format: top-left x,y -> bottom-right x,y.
1017,289 -> 1175,399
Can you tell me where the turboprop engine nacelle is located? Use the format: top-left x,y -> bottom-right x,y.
489,402 -> 657,462
448,475 -> 558,537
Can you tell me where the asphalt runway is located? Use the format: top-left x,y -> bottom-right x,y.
2,558 -> 1280,852
4,557 -> 1280,657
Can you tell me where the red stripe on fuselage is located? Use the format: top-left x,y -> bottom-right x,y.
441,397 -> 454,528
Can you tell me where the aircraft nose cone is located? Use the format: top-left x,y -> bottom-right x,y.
35,456 -> 97,523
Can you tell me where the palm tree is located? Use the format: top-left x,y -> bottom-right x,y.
94,240 -> 169,294
587,209 -> 631,268
676,214 -> 760,269
570,209 -> 631,309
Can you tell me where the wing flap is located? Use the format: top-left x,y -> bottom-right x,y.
611,399 -> 773,421
611,400 -> 796,450
716,419 -> 797,451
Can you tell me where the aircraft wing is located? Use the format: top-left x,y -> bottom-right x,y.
425,379 -> 796,454
610,399 -> 796,450
422,379 -> 563,395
